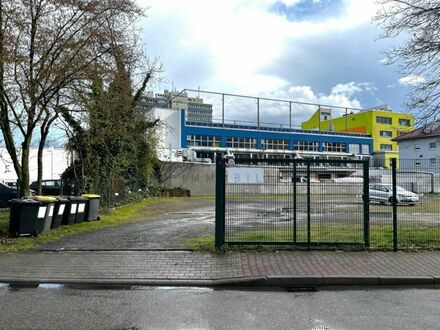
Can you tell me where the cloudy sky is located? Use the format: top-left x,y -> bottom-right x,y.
136,0 -> 414,126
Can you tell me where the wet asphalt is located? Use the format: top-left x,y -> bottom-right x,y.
38,199 -> 215,250
0,285 -> 440,330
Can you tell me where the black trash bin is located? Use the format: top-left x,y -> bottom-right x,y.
74,196 -> 88,224
33,196 -> 57,232
62,196 -> 79,225
9,199 -> 48,237
82,194 -> 101,221
51,196 -> 69,229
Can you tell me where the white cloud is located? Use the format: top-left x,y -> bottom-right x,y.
137,0 -> 378,95
398,75 -> 425,86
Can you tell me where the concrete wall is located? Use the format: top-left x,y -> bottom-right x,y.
161,161 -> 216,196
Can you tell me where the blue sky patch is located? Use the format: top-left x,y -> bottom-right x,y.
270,0 -> 344,21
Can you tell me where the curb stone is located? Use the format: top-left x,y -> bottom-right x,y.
0,275 -> 438,290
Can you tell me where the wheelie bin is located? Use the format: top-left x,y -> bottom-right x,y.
73,196 -> 88,224
33,196 -> 57,232
9,199 -> 47,236
81,194 -> 101,221
62,196 -> 79,225
51,196 -> 69,229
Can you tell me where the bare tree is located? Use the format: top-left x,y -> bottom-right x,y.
0,0 -> 143,196
375,0 -> 440,123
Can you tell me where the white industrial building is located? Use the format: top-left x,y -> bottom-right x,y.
0,148 -> 70,185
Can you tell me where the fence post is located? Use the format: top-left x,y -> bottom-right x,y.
391,158 -> 398,251
215,157 -> 226,250
306,160 -> 311,250
363,160 -> 370,248
293,160 -> 297,244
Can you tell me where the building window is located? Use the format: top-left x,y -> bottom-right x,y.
376,116 -> 392,125
261,139 -> 289,150
226,137 -> 256,149
361,144 -> 370,154
415,160 -> 421,168
293,141 -> 319,151
399,118 -> 411,127
430,158 -> 437,166
380,144 -> 393,151
186,135 -> 221,147
349,144 -> 360,154
323,142 -> 347,153
430,142 -> 436,149
380,130 -> 392,137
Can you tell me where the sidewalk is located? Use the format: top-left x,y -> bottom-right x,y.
2,250 -> 440,288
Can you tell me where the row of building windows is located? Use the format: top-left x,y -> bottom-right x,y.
186,135 -> 370,153
226,137 -> 256,149
262,139 -> 289,150
376,116 -> 411,127
414,159 -> 440,167
187,135 -> 221,147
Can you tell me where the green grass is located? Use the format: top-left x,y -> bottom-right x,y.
0,197 -> 194,253
187,224 -> 440,251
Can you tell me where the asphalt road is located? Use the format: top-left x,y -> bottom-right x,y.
0,286 -> 439,329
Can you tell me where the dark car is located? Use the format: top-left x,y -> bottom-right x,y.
0,183 -> 19,208
30,179 -> 72,196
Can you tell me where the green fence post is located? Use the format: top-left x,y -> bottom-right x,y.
215,156 -> 226,250
306,159 -> 311,250
391,158 -> 398,251
363,160 -> 370,248
293,160 -> 297,244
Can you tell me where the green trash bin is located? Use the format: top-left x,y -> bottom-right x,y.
81,194 -> 101,221
9,199 -> 48,237
34,196 -> 57,232
51,196 -> 69,229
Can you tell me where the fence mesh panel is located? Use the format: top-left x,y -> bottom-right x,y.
221,158 -> 367,248
216,157 -> 440,250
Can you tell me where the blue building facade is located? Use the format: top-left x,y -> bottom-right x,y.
179,110 -> 373,159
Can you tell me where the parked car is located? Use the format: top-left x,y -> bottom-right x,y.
0,183 -> 19,208
29,179 -> 73,196
369,184 -> 419,205
0,183 -> 36,208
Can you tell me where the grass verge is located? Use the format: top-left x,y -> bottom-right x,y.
186,224 -> 440,251
0,197 -> 199,253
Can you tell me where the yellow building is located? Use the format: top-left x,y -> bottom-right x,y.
301,106 -> 414,167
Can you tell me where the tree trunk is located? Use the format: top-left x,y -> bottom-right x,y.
36,138 -> 44,195
20,139 -> 31,197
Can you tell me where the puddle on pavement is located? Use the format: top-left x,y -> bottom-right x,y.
0,283 -> 215,292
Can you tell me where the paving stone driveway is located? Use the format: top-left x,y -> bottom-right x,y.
37,199 -> 215,250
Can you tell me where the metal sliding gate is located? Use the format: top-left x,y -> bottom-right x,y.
215,158 -> 370,249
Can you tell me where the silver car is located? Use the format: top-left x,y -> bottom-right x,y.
369,184 -> 419,205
